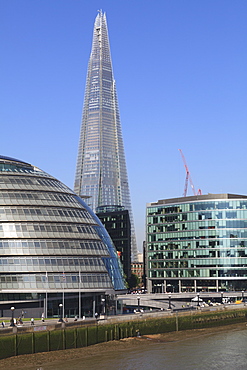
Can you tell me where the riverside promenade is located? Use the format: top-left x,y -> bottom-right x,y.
118,291 -> 246,310
0,303 -> 246,361
0,300 -> 246,335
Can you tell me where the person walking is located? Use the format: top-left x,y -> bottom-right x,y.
31,318 -> 34,325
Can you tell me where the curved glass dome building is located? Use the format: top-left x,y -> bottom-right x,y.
0,156 -> 126,318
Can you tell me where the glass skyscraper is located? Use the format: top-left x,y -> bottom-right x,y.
146,194 -> 247,293
74,11 -> 138,261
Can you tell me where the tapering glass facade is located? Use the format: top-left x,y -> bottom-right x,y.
0,155 -> 126,316
74,11 -> 138,261
146,194 -> 247,293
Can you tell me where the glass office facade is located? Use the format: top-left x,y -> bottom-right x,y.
0,155 -> 126,316
146,194 -> 247,293
74,11 -> 138,261
96,206 -> 131,280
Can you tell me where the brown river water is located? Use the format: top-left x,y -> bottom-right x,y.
0,323 -> 246,370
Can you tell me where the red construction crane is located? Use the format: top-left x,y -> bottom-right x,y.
179,149 -> 202,197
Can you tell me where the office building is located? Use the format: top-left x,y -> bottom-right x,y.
96,205 -> 131,280
146,194 -> 247,293
74,11 -> 138,261
131,262 -> 144,287
131,252 -> 144,287
0,155 -> 126,318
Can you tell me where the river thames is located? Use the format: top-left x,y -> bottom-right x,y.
0,324 -> 246,369
43,325 -> 247,370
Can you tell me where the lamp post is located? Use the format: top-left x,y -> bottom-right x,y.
58,303 -> 63,322
10,306 -> 15,327
101,298 -> 105,315
137,295 -> 140,312
79,270 -> 81,320
197,293 -> 200,307
168,295 -> 172,310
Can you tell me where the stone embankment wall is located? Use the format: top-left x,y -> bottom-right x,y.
0,309 -> 246,361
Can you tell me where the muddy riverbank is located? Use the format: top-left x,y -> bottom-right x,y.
0,322 -> 246,369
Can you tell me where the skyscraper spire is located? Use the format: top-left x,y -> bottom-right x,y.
74,12 -> 138,261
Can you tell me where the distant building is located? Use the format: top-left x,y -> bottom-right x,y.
96,205 -> 131,280
146,194 -> 247,293
131,252 -> 144,287
131,261 -> 144,286
74,11 -> 138,261
137,252 -> 143,263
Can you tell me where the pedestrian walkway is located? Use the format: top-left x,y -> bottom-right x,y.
0,316 -> 94,330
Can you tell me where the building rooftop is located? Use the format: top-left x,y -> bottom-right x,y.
0,155 -> 31,166
148,193 -> 247,207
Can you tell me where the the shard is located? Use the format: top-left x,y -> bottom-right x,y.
74,11 -> 138,261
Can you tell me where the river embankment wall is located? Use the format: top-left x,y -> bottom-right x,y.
0,307 -> 246,361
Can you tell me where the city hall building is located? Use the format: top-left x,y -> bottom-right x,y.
0,156 -> 126,318
146,194 -> 247,293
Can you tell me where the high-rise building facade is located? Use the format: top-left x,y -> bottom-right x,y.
74,11 -> 137,261
146,194 -> 247,293
96,205 -> 131,280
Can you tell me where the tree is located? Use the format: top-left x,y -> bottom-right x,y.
127,273 -> 140,290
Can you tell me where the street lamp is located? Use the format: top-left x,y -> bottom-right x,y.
221,292 -> 224,305
197,293 -> 200,307
137,295 -> 140,312
168,295 -> 172,310
101,298 -> 106,315
58,303 -> 63,322
10,306 -> 15,327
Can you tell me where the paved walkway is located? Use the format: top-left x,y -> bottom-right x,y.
0,317 -> 95,329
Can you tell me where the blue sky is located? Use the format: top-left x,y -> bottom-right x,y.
1,0 -> 247,250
